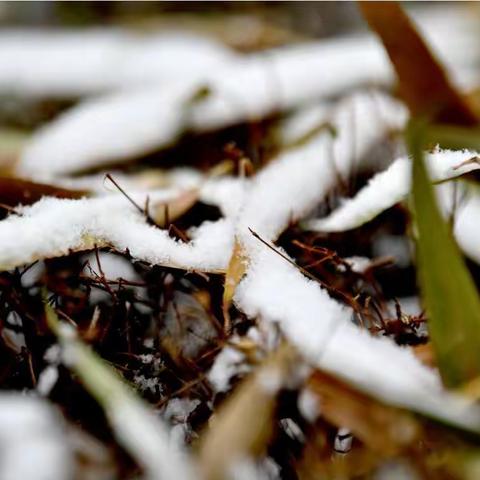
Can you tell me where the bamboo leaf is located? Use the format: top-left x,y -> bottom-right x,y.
409,119 -> 480,387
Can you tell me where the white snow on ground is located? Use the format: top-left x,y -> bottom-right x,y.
0,394 -> 71,480
234,246 -> 480,432
0,194 -> 234,272
304,148 -> 480,232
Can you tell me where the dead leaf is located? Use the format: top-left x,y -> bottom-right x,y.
198,343 -> 299,480
307,370 -> 421,456
360,2 -> 478,125
222,239 -> 248,332
0,176 -> 87,207
149,189 -> 198,227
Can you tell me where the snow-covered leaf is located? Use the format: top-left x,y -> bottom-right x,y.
17,66 -> 405,176
303,148 -> 480,233
0,194 -> 233,272
237,91 -> 406,251
0,30 -> 236,98
234,246 -> 480,432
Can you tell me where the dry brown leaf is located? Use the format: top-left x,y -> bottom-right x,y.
198,343 -> 299,480
412,343 -> 436,368
222,239 -> 248,332
360,2 -> 478,125
307,370 -> 421,456
0,176 -> 87,207
149,189 -> 198,227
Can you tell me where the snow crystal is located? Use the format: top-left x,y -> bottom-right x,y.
133,375 -> 162,395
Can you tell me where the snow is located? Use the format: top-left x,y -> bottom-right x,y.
234,246 -> 480,432
0,394 -> 71,480
36,366 -> 59,397
0,6 -> 476,99
3,91 -> 403,273
334,428 -> 352,453
298,388 -> 320,423
0,29 -> 236,98
18,82 -> 203,176
18,69 -> 404,177
451,183 -> 480,265
236,91 -> 406,251
0,194 -> 234,273
207,344 -> 249,393
304,148 -> 480,232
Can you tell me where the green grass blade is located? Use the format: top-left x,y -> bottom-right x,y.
426,125 -> 480,151
409,120 -> 480,388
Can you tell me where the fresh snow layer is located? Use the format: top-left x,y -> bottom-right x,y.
304,148 -> 480,232
0,29 -> 236,98
234,246 -> 480,431
0,194 -> 233,272
0,394 -> 71,480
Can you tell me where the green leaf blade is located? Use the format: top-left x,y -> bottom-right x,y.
409,120 -> 480,388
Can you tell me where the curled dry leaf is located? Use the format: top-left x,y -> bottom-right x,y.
222,239 -> 248,332
198,343 -> 299,480
307,370 -> 421,456
149,188 -> 198,227
0,176 -> 87,208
